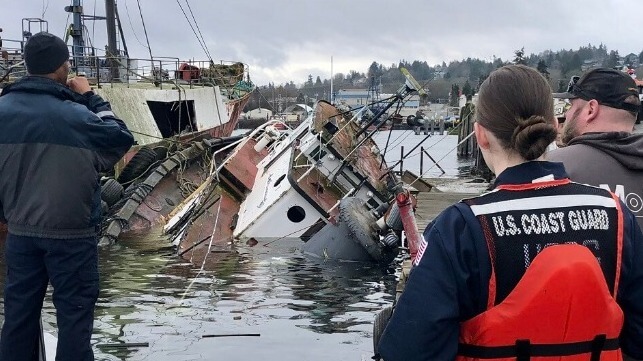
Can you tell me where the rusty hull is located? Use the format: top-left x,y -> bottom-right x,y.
312,101 -> 390,195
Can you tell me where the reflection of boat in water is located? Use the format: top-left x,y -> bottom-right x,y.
0,1 -> 255,240
165,68 -> 426,268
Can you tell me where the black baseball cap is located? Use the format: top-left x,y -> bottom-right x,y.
553,68 -> 640,113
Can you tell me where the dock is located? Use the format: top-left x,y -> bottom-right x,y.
412,177 -> 487,231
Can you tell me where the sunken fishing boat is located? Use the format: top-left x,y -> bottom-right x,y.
164,68 -> 427,268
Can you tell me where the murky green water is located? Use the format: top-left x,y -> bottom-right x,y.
0,229 -> 398,361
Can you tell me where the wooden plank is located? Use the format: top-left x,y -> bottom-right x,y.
414,191 -> 479,231
400,170 -> 434,192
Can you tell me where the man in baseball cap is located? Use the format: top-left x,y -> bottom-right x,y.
547,67 -> 643,231
553,67 -> 640,117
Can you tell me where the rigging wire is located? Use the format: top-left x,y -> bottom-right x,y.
63,12 -> 71,37
175,0 -> 212,62
135,0 -> 155,70
82,25 -> 94,50
184,0 -> 213,61
253,88 -> 278,112
91,0 -> 97,46
41,0 -> 50,18
123,0 -> 149,48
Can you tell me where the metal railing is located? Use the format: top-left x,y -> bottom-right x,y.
1,42 -> 254,98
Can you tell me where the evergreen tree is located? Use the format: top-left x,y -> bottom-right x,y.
477,74 -> 489,90
450,84 -> 460,107
367,61 -> 383,80
537,59 -> 550,79
462,80 -> 473,99
305,75 -> 314,88
639,50 -> 643,64
315,76 -> 322,87
513,47 -> 527,65
603,50 -> 620,69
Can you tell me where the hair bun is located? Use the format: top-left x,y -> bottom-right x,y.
511,115 -> 557,160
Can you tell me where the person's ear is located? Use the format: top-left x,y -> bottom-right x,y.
474,122 -> 490,151
586,99 -> 600,123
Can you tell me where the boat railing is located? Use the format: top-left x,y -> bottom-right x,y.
68,48 -> 252,92
0,39 -> 27,78
2,41 -> 254,98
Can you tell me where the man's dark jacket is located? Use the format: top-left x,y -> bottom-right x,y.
0,76 -> 134,238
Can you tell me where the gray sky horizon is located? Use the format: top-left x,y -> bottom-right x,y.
2,0 -> 641,86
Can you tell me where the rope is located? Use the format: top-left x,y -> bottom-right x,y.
127,130 -> 188,144
407,129 -> 475,186
262,218 -> 327,247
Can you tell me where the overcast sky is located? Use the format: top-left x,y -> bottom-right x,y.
1,0 -> 641,86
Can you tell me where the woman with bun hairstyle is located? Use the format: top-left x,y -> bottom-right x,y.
377,65 -> 643,361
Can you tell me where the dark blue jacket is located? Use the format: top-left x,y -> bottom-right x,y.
0,76 -> 134,238
378,161 -> 643,360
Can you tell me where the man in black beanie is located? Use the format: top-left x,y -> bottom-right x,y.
0,32 -> 134,360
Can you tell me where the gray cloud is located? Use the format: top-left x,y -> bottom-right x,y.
2,0 -> 641,85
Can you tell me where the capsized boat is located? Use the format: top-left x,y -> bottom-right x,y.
0,2 -> 255,241
164,68 -> 426,268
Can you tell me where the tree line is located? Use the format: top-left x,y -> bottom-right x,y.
246,44 -> 643,111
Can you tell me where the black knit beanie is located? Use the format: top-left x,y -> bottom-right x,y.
24,32 -> 70,75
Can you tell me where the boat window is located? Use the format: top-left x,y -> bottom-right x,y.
287,205 -> 306,223
274,174 -> 286,187
146,100 -> 197,138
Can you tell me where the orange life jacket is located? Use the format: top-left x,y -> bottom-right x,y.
457,182 -> 625,361
457,245 -> 623,361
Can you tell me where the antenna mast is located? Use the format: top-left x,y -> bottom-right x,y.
105,0 -> 120,81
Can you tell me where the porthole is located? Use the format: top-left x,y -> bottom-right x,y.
287,205 -> 306,223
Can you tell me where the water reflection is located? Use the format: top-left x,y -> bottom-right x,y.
0,230 -> 399,361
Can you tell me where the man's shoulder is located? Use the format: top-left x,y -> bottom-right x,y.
546,143 -> 601,162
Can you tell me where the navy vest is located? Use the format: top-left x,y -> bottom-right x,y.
463,179 -> 623,305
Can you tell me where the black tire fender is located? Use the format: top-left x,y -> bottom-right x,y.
101,178 -> 124,207
117,147 -> 158,184
339,197 -> 398,263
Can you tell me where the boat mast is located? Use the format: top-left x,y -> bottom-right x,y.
67,0 -> 86,64
105,0 -> 120,81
